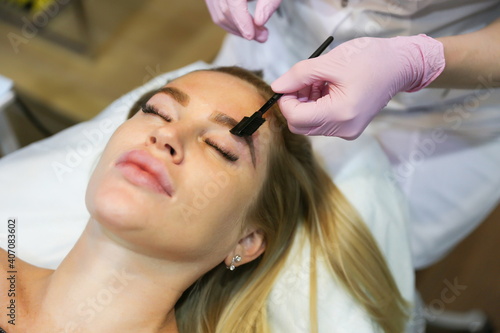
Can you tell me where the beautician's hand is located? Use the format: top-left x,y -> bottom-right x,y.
271,35 -> 445,139
205,0 -> 282,42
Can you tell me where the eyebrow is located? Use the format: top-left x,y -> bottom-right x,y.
156,87 -> 190,106
210,112 -> 256,167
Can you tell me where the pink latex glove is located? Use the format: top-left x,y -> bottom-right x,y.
204,0 -> 282,43
271,34 -> 445,139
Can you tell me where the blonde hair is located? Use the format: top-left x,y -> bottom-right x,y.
149,67 -> 409,332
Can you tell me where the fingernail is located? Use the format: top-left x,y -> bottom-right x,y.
256,31 -> 268,43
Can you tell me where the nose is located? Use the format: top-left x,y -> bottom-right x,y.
147,125 -> 184,164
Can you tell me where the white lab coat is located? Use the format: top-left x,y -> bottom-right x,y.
213,0 -> 500,269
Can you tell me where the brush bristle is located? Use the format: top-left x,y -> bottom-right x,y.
230,112 -> 266,137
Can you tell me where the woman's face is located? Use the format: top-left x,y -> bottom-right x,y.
86,71 -> 271,267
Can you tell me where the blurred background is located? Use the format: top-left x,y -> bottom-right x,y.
0,0 -> 226,145
0,0 -> 498,331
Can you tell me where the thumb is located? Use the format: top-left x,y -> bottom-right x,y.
277,94 -> 320,129
254,26 -> 269,43
254,0 -> 281,26
271,58 -> 327,94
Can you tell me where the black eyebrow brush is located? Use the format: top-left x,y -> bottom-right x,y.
230,36 -> 334,137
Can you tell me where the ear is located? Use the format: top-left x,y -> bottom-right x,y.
224,227 -> 266,269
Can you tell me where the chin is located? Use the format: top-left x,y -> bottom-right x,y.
86,176 -> 148,232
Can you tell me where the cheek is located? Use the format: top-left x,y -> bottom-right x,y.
85,166 -> 147,229
182,165 -> 258,218
176,167 -> 255,226
85,145 -> 151,229
194,175 -> 262,256
85,156 -> 108,216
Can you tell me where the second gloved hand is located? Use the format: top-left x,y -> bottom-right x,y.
271,35 -> 445,139
205,0 -> 282,43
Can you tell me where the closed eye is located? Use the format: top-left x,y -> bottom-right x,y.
205,138 -> 239,162
141,103 -> 172,122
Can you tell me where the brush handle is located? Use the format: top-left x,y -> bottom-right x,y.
258,36 -> 334,116
309,36 -> 334,58
257,93 -> 283,115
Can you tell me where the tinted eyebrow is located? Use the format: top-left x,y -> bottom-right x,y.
210,112 -> 256,167
156,87 -> 190,106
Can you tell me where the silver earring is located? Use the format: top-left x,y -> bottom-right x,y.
228,255 -> 242,271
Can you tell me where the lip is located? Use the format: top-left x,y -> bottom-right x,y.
115,149 -> 175,196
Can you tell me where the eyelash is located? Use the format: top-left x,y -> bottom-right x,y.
141,103 -> 172,122
205,139 -> 239,162
141,103 -> 239,163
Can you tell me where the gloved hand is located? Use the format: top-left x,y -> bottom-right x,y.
271,34 -> 445,139
204,0 -> 282,43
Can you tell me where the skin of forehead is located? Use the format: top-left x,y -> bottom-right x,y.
168,71 -> 265,111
